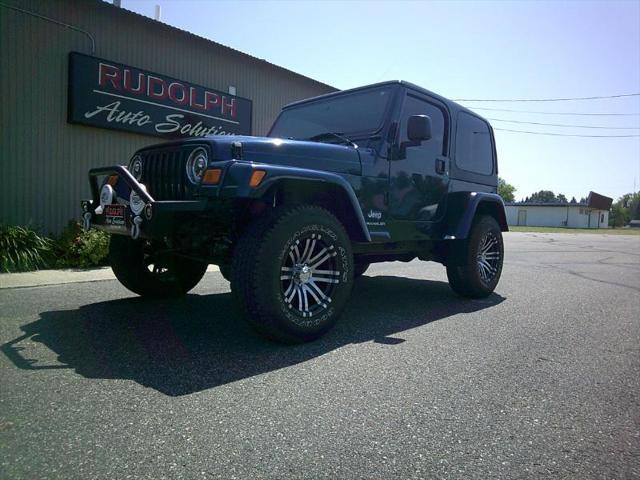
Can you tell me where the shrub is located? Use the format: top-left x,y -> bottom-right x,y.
0,225 -> 54,273
53,221 -> 110,268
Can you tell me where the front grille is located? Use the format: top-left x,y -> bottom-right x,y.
140,147 -> 193,200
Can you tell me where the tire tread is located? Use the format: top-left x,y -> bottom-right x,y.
110,235 -> 207,298
231,205 -> 352,343
446,215 -> 503,299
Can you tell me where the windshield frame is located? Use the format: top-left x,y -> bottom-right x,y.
267,86 -> 397,141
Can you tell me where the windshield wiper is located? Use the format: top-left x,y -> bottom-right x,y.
305,132 -> 358,148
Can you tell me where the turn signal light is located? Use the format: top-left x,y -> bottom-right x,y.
202,168 -> 222,185
107,175 -> 119,186
249,170 -> 266,188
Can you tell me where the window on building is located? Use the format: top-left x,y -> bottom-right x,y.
601,213 -> 605,223
455,112 -> 494,175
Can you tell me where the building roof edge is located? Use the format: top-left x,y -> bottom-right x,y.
95,0 -> 337,92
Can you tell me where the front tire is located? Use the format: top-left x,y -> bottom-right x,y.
446,215 -> 504,298
231,205 -> 354,343
109,235 -> 207,298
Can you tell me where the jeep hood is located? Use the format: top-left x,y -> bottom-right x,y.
202,135 -> 361,175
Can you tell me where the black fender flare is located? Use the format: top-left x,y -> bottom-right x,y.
441,192 -> 508,240
220,162 -> 371,242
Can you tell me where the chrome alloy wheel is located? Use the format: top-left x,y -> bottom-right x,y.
280,233 -> 341,318
476,232 -> 501,284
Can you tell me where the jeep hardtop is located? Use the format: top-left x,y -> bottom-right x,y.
82,80 -> 507,343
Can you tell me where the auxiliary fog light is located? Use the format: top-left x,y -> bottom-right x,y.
129,184 -> 147,215
100,184 -> 114,207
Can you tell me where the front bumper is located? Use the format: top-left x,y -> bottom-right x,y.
81,165 -> 209,239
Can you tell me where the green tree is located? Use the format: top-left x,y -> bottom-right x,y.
608,192 -> 640,227
621,192 -> 640,220
609,203 -> 627,227
529,190 -> 557,203
497,177 -> 516,202
527,190 -> 570,203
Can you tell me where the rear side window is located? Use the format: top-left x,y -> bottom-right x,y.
455,112 -> 494,175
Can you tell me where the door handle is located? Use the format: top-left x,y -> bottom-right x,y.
435,158 -> 447,175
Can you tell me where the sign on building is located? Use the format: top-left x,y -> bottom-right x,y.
67,52 -> 252,138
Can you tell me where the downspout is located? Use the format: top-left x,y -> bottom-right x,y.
0,2 -> 96,54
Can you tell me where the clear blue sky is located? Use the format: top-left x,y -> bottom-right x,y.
118,0 -> 640,201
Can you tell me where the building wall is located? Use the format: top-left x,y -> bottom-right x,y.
506,205 -> 609,228
0,0 -> 336,234
506,206 -> 568,227
567,207 -> 608,228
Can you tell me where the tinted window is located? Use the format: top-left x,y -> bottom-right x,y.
269,87 -> 392,140
400,95 -> 445,156
455,112 -> 494,175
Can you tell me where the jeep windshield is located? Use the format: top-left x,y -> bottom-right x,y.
268,87 -> 392,143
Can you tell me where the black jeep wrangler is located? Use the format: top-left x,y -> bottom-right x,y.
82,81 -> 507,343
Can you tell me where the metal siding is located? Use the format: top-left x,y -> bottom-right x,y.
0,0 -> 335,234
505,205 -> 608,229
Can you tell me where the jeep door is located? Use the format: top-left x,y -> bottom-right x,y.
388,91 -> 450,238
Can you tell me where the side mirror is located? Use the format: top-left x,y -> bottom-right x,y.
407,115 -> 432,142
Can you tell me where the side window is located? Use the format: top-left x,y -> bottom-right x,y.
400,95 -> 445,156
455,112 -> 494,175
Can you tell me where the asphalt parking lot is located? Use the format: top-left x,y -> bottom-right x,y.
1,232 -> 638,479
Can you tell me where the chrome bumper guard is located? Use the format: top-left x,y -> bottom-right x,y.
82,165 -> 207,240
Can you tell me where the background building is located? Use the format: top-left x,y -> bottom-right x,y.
0,0 -> 336,234
505,192 -> 613,229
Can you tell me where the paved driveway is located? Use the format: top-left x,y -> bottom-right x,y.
1,232 -> 638,479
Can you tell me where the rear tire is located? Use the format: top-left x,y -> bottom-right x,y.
109,235 -> 207,298
446,215 -> 504,298
231,205 -> 354,343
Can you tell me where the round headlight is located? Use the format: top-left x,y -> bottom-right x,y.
129,184 -> 147,216
100,184 -> 114,207
130,155 -> 143,181
186,148 -> 208,184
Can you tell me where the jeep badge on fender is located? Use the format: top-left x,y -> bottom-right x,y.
81,81 -> 507,343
